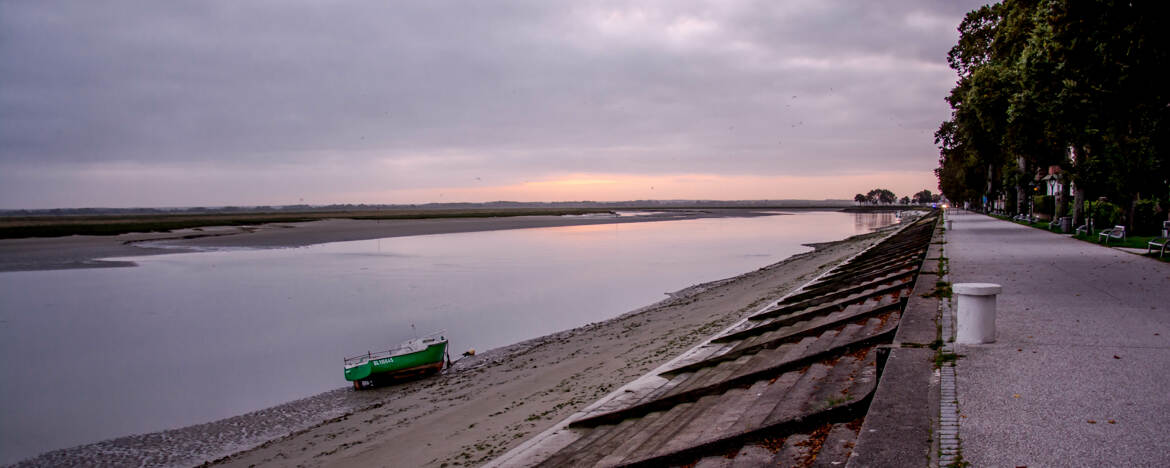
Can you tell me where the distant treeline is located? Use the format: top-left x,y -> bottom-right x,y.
852,188 -> 941,206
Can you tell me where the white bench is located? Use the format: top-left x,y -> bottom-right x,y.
1098,225 -> 1126,245
1075,219 -> 1094,236
1148,222 -> 1169,258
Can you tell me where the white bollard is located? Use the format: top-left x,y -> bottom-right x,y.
954,283 -> 1002,344
946,219 -> 953,230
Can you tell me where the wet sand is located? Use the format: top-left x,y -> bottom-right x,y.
0,210 -> 774,272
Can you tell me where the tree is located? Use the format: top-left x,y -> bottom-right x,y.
913,189 -> 935,204
936,0 -> 1170,231
936,4 -> 1010,211
867,188 -> 896,204
854,193 -> 868,205
1021,0 -> 1170,229
879,190 -> 897,204
900,196 -> 911,205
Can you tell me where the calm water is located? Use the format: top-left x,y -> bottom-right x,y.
0,211 -> 894,463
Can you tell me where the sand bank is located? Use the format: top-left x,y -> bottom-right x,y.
0,209 -> 777,272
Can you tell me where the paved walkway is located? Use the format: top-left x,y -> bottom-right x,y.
946,210 -> 1170,467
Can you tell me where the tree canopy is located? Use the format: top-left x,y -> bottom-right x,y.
912,189 -> 936,204
866,188 -> 897,204
935,0 -> 1170,232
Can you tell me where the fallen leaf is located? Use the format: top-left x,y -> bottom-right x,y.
1108,420 -> 1116,424
1087,420 -> 1097,424
1113,355 -> 1121,359
1012,394 -> 1021,398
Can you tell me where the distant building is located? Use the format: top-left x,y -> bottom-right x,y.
1041,165 -> 1064,196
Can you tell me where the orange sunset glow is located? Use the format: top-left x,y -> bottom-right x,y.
337,171 -> 936,205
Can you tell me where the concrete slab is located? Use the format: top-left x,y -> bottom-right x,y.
895,272 -> 939,347
847,347 -> 937,468
946,210 -> 1170,467
958,344 -> 1170,467
926,243 -> 944,260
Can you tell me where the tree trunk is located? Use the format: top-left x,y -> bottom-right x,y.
1071,145 -> 1086,227
1016,156 -> 1027,215
987,163 -> 995,213
1128,193 -> 1139,234
1073,188 -> 1086,228
1054,184 -> 1066,219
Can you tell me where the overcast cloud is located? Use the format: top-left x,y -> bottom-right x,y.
0,0 -> 987,208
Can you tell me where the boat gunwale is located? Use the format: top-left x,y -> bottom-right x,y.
343,331 -> 448,367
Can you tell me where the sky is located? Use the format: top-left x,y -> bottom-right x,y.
0,1 -> 989,209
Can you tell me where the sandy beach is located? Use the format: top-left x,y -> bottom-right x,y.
5,212 -> 888,467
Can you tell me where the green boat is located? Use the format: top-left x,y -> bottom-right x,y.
344,332 -> 448,390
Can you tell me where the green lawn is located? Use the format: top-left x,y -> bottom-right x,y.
1072,232 -> 1162,249
990,214 -> 1061,231
989,213 -> 1168,261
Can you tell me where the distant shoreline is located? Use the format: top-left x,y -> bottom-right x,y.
0,202 -> 863,239
0,208 -> 831,272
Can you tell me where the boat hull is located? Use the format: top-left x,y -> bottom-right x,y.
344,341 -> 447,382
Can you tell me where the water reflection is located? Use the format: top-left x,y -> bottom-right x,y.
855,212 -> 898,232
0,211 -> 894,463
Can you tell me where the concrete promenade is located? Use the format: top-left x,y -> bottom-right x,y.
946,210 -> 1170,467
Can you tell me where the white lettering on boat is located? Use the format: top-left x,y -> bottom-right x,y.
372,358 -> 394,365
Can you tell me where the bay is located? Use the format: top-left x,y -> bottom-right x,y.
0,211 -> 894,463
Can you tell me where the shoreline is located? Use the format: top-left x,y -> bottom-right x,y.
8,225 -> 891,468
0,208 -> 796,272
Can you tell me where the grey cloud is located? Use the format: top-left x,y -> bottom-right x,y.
0,0 -> 988,206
